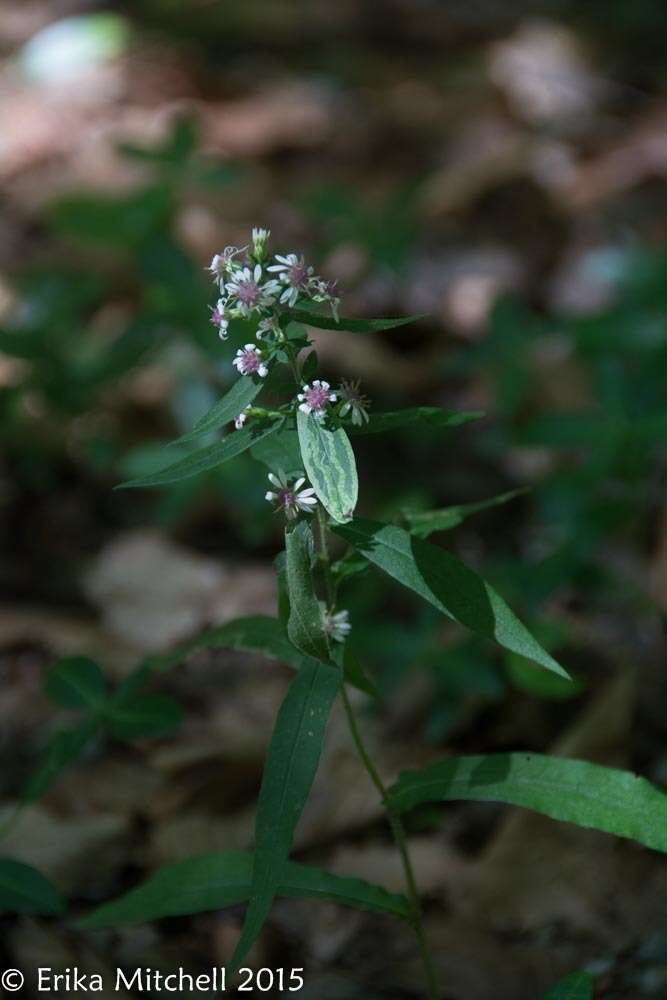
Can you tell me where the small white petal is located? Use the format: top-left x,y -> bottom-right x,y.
293,477 -> 305,491
268,473 -> 281,487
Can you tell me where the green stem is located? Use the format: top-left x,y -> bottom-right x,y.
316,507 -> 440,999
340,685 -> 440,1000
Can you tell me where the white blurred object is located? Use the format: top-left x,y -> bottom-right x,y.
19,14 -> 128,88
489,20 -> 601,125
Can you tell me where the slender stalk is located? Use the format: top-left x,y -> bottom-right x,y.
316,509 -> 440,999
340,685 -> 441,1000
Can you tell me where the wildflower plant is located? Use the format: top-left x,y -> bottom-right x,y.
11,230 -> 667,999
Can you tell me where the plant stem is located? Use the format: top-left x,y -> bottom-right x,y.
310,399 -> 440,995
340,684 -> 441,1000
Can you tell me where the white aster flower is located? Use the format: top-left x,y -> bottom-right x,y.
297,379 -> 337,419
234,406 -> 251,430
322,607 -> 351,643
233,344 -> 268,378
267,253 -> 314,308
209,298 -> 229,339
208,246 -> 245,288
226,264 -> 281,317
265,472 -> 317,520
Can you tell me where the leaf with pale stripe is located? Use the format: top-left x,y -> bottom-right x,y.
388,753 -> 667,853
285,521 -> 331,663
297,410 -> 357,524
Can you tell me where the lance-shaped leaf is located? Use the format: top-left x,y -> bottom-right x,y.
0,859 -> 65,916
285,521 -> 331,663
228,659 -> 340,973
143,615 -> 302,673
77,851 -> 410,928
174,377 -> 263,444
140,612 -> 373,698
117,418 -> 283,488
23,720 -> 98,801
287,309 -> 425,333
351,408 -> 483,435
542,972 -> 594,1000
44,656 -> 106,709
388,753 -> 667,853
250,426 -> 303,477
332,519 -> 567,677
105,693 -> 183,741
403,488 -> 528,539
297,411 -> 357,524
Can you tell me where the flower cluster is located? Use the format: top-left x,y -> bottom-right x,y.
207,229 -> 371,529
208,230 -> 340,335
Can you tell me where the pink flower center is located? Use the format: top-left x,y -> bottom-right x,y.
278,489 -> 295,508
287,262 -> 309,289
305,385 -> 330,411
236,280 -> 260,306
240,350 -> 261,373
210,308 -> 224,326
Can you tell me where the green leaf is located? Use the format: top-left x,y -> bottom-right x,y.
285,521 -> 331,663
388,753 -> 667,853
404,488 -> 528,539
44,657 -> 106,709
117,418 -> 283,488
542,971 -> 594,999
275,553 -> 290,628
105,694 -> 183,741
77,851 -> 410,928
142,614 -> 306,673
174,377 -> 263,444
24,721 -> 97,801
139,612 -> 374,700
333,519 -> 568,677
250,426 -> 303,476
337,645 -> 380,701
287,309 -> 425,334
229,660 -> 340,973
297,410 -> 358,524
0,859 -> 65,916
351,408 -> 483,435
